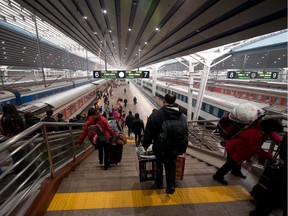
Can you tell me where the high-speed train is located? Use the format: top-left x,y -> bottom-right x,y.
0,79 -> 92,111
135,79 -> 278,122
16,79 -> 110,120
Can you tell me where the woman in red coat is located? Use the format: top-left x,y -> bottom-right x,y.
213,118 -> 283,185
78,108 -> 116,170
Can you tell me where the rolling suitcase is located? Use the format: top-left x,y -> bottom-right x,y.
109,143 -> 123,165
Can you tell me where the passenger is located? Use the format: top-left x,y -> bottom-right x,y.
113,108 -> 120,120
142,94 -> 188,194
117,105 -> 123,115
124,99 -> 128,107
57,113 -> 68,131
41,108 -> 58,132
119,114 -> 126,131
131,113 -> 145,146
0,104 -> 28,175
24,111 -> 40,129
78,108 -> 116,170
212,118 -> 283,185
72,114 -> 85,130
125,111 -> 134,138
250,133 -> 287,216
98,106 -> 103,114
0,104 -> 25,139
133,96 -> 137,105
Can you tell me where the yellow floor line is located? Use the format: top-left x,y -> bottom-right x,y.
47,185 -> 252,211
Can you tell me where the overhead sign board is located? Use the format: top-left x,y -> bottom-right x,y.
227,71 -> 278,79
93,70 -> 150,79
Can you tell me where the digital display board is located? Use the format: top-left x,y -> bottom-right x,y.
227,71 -> 278,79
227,71 -> 250,79
257,71 -> 278,79
93,70 -> 150,79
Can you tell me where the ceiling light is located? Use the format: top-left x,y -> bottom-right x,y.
103,10 -> 107,14
128,28 -> 132,31
94,32 -> 97,34
109,30 -> 112,33
83,16 -> 88,19
155,28 -> 159,31
144,42 -> 148,45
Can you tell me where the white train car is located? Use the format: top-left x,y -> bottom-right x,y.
17,79 -> 109,120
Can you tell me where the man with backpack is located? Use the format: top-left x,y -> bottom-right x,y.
142,94 -> 188,194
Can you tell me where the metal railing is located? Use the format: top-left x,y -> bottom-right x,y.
0,121 -> 87,216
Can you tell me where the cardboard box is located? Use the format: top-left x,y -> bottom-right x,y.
176,154 -> 186,180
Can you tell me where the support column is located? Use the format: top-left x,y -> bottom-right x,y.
34,15 -> 46,87
187,62 -> 197,121
152,68 -> 157,97
193,60 -> 211,121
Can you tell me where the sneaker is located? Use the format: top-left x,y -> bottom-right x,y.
231,171 -> 246,179
213,174 -> 228,185
165,187 -> 175,194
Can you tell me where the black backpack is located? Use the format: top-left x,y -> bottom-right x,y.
156,117 -> 187,156
87,121 -> 109,146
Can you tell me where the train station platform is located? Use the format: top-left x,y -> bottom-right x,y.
43,81 -> 258,216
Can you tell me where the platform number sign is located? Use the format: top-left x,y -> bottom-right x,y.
93,70 -> 101,78
227,71 -> 236,78
271,72 -> 278,79
142,71 -> 150,78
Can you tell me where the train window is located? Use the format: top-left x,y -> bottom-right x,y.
265,96 -> 270,101
220,89 -> 224,93
184,95 -> 188,103
249,93 -> 253,98
274,97 -> 281,104
257,95 -> 262,100
192,99 -> 196,107
236,91 -> 239,96
212,107 -> 219,117
242,92 -> 246,97
204,104 -> 210,113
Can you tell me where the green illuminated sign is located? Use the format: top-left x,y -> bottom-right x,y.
227,71 -> 278,79
93,70 -> 150,79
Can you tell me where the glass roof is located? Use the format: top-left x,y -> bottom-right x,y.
0,0 -> 100,64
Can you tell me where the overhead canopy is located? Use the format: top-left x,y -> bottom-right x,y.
1,0 -> 287,70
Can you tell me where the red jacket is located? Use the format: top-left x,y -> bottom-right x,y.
225,127 -> 274,164
78,115 -> 116,145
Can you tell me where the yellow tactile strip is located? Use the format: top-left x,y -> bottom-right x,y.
47,185 -> 252,211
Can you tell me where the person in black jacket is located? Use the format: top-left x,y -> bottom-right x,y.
125,111 -> 135,137
250,133 -> 287,216
24,111 -> 40,129
41,108 -> 58,132
142,94 -> 188,194
131,113 -> 145,146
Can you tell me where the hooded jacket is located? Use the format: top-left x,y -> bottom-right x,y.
78,115 -> 116,145
142,105 -> 188,154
